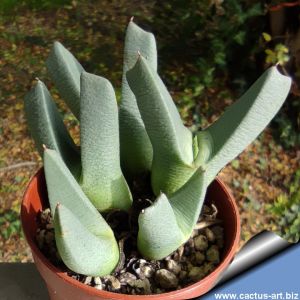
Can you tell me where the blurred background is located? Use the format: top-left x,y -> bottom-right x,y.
0,0 -> 299,262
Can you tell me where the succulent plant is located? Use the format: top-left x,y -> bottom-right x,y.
24,20 -> 291,277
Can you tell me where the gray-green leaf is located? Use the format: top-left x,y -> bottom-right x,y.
80,72 -> 132,212
44,149 -> 119,276
196,66 -> 291,183
119,21 -> 157,177
46,41 -> 84,119
137,169 -> 206,259
44,149 -> 111,235
127,55 -> 194,195
54,203 -> 119,276
24,80 -> 80,178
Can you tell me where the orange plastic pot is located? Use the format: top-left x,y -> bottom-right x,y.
21,169 -> 240,300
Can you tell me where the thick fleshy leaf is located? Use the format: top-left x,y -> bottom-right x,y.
24,80 -> 80,178
127,56 -> 194,195
119,21 -> 157,176
80,72 -> 132,212
44,149 -> 119,276
138,169 -> 206,260
54,204 -> 119,276
195,66 -> 291,183
137,193 -> 184,260
44,149 -> 111,235
46,41 -> 84,118
170,169 -> 207,237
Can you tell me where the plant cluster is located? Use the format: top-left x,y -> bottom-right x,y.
24,20 -> 291,277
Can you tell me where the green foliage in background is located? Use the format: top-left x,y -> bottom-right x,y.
150,0 -> 265,93
261,33 -> 300,150
267,169 -> 300,243
0,0 -> 71,12
272,96 -> 300,149
0,210 -> 22,240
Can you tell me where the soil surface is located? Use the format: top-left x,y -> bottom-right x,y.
36,203 -> 224,295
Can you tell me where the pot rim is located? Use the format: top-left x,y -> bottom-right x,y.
21,168 -> 240,299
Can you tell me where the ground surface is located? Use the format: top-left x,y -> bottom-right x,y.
0,2 -> 299,262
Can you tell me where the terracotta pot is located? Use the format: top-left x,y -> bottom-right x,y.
21,169 -> 240,300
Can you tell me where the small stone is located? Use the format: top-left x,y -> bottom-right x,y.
203,262 -> 215,275
45,231 -> 54,244
46,223 -> 54,230
130,258 -> 153,279
186,262 -> 194,272
40,209 -> 51,224
187,238 -> 194,248
172,246 -> 182,261
155,269 -> 179,289
194,252 -> 205,265
155,288 -> 164,294
93,276 -> 102,285
211,226 -> 223,237
83,276 -> 92,285
184,245 -> 192,256
119,272 -> 137,284
179,270 -> 187,280
190,229 -> 199,238
128,278 -> 151,294
205,228 -> 215,242
94,284 -> 103,290
166,259 -> 181,275
194,234 -> 208,251
188,266 -> 205,281
36,229 -> 46,248
206,245 -> 220,264
202,205 -> 211,215
104,275 -> 121,291
211,226 -> 224,248
141,265 -> 154,278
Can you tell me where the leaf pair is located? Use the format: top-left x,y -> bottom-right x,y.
44,149 -> 119,276
128,55 -> 291,259
119,20 -> 157,177
127,55 -> 291,196
47,41 -> 132,211
138,168 -> 206,259
25,43 -> 132,213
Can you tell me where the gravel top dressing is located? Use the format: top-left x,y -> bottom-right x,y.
36,202 -> 224,295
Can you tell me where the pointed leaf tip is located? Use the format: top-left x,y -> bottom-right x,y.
46,41 -> 84,118
54,203 -> 119,276
24,80 -> 80,177
126,55 -> 195,195
119,20 -> 157,176
137,167 -> 207,260
200,65 -> 291,184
